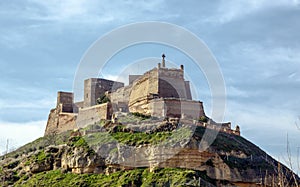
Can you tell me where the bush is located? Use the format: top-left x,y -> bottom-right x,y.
198,116 -> 208,123
130,112 -> 151,120
96,94 -> 110,104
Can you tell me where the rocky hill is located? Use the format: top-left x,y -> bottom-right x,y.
0,114 -> 299,186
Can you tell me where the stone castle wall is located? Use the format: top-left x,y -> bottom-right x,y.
44,92 -> 77,135
84,78 -> 124,107
44,104 -> 77,136
76,103 -> 111,128
57,91 -> 74,113
184,81 -> 192,100
149,98 -> 205,119
127,67 -> 194,114
158,68 -> 189,99
128,68 -> 159,114
109,84 -> 132,112
45,64 -> 238,136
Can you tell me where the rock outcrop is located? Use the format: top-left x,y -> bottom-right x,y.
1,122 -> 299,186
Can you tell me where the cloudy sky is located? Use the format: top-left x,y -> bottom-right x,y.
1,0 -> 300,172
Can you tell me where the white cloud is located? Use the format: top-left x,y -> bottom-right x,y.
26,0 -> 166,24
0,120 -> 46,155
226,43 -> 300,81
206,0 -> 299,24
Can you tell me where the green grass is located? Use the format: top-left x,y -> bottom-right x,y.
14,168 -> 215,187
2,121 -> 282,187
35,151 -> 49,163
83,125 -> 193,147
84,132 -> 116,147
117,113 -> 153,124
68,136 -> 89,148
0,130 -> 72,160
111,131 -> 171,146
130,112 -> 151,120
23,150 -> 51,165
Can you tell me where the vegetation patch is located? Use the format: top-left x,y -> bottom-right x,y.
30,150 -> 50,164
130,112 -> 151,120
111,131 -> 171,146
68,136 -> 89,148
14,168 -> 217,187
198,116 -> 208,123
96,94 -> 110,104
0,130 -> 71,161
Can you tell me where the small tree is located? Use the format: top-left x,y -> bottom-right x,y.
199,116 -> 208,123
97,94 -> 110,104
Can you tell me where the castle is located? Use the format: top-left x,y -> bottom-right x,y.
45,55 -> 240,136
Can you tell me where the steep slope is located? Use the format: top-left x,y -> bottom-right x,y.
0,119 -> 299,186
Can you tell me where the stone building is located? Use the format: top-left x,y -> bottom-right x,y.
45,55 -> 238,136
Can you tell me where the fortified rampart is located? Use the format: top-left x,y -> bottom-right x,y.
127,68 -> 159,114
76,103 -> 112,128
109,85 -> 132,112
149,98 -> 205,119
158,67 -> 191,99
127,64 -> 193,115
44,54 -> 240,136
45,92 -> 77,135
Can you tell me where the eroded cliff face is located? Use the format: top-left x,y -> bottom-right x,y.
93,138 -> 261,185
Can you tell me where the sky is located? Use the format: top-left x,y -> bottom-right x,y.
0,0 -> 300,173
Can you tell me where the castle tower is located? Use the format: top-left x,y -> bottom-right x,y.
57,91 -> 73,113
84,78 -> 124,107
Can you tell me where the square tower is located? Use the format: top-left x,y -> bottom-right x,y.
57,91 -> 73,113
83,78 -> 124,107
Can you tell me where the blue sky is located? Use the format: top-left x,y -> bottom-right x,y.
1,0 -> 300,172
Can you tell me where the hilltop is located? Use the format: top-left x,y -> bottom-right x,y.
1,59 -> 299,186
1,114 -> 299,186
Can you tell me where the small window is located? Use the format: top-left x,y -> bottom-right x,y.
86,94 -> 88,98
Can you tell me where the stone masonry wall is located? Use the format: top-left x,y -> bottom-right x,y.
184,81 -> 192,100
76,103 -> 111,128
109,84 -> 132,112
158,68 -> 189,99
149,98 -> 205,119
57,91 -> 74,113
128,68 -> 159,113
127,67 -> 194,115
84,78 -> 124,107
44,104 -> 77,136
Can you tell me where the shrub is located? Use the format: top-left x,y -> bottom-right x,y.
199,116 -> 208,123
96,94 -> 110,104
130,112 -> 151,120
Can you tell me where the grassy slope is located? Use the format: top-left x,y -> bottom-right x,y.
0,130 -> 72,160
1,120 -> 298,186
15,168 -> 216,187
